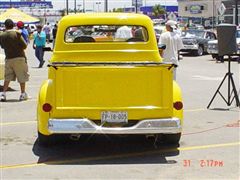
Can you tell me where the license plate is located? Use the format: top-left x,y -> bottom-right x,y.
101,111 -> 128,123
184,45 -> 194,49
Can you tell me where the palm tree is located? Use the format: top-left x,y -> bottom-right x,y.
152,4 -> 166,18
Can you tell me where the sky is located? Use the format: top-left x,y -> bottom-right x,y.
51,0 -> 178,11
0,0 -> 178,11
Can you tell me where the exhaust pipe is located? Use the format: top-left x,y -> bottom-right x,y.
146,134 -> 161,148
69,134 -> 81,141
145,134 -> 156,141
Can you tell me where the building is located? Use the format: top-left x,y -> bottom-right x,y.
178,0 -> 239,26
222,0 -> 239,25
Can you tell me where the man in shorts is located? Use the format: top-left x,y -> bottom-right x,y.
0,19 -> 29,101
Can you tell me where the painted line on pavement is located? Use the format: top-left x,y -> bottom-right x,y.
0,141 -> 239,170
0,121 -> 36,126
185,108 -> 206,112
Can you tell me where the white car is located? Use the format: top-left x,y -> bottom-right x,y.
154,25 -> 165,43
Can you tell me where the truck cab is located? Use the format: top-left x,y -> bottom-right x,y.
37,13 -> 183,146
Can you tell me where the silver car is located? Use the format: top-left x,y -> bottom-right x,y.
181,30 -> 217,56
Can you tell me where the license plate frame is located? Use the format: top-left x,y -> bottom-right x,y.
101,111 -> 128,123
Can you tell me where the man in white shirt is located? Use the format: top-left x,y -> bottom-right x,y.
115,26 -> 133,39
158,20 -> 184,80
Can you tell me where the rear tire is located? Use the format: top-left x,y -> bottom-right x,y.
38,132 -> 54,146
194,45 -> 203,56
162,133 -> 181,145
38,132 -> 66,147
212,54 -> 217,59
216,55 -> 224,62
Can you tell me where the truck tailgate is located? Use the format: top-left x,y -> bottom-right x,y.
51,65 -> 173,120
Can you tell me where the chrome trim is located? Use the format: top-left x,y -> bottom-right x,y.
48,118 -> 181,134
207,49 -> 218,54
48,62 -> 173,67
183,44 -> 199,50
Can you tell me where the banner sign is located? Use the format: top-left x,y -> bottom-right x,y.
132,0 -> 143,7
189,5 -> 202,14
0,1 -> 53,9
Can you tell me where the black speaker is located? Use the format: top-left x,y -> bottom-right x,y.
217,24 -> 237,56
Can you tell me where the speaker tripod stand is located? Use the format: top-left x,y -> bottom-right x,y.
207,56 -> 240,109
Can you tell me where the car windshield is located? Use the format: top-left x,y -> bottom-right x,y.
154,28 -> 162,35
65,25 -> 148,43
181,30 -> 204,38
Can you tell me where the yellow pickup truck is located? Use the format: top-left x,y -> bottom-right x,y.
37,13 -> 183,146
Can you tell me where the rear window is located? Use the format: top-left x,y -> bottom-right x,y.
65,25 -> 148,43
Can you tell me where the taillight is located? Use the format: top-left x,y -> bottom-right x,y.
173,101 -> 183,110
42,103 -> 52,112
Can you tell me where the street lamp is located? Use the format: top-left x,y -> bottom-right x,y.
96,2 -> 101,12
78,4 -> 82,12
235,0 -> 238,25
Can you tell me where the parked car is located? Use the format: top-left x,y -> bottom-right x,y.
188,24 -> 204,30
0,25 -> 5,32
207,29 -> 240,61
37,13 -> 183,146
154,25 -> 165,42
181,29 -> 217,56
26,24 -> 37,34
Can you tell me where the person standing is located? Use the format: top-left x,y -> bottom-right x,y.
115,25 -> 133,39
16,21 -> 29,44
43,22 -> 51,43
52,23 -> 58,49
0,19 -> 29,101
33,25 -> 46,68
158,20 -> 184,80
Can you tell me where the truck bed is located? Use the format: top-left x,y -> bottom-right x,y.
50,63 -> 173,120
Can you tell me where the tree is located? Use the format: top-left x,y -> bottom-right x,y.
59,9 -> 66,16
152,4 -> 166,18
112,8 -> 124,12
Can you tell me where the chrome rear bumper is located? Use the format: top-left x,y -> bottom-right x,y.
48,118 -> 181,134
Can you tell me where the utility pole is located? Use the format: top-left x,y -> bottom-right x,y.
105,0 -> 108,12
74,0 -> 77,13
212,0 -> 215,29
83,0 -> 85,13
66,0 -> 69,15
135,0 -> 138,13
9,0 -> 12,8
235,0 -> 238,25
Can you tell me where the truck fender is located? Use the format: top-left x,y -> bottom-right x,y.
173,81 -> 183,125
37,79 -> 53,135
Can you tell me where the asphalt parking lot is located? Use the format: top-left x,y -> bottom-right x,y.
0,43 -> 239,179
